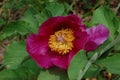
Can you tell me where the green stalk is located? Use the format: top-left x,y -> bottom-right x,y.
77,35 -> 120,80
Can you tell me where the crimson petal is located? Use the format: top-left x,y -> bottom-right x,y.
26,34 -> 54,68
38,15 -> 86,36
51,53 -> 69,70
84,24 -> 109,51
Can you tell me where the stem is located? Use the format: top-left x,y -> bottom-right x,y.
115,3 -> 120,15
99,36 -> 120,56
77,52 -> 99,80
77,35 -> 120,80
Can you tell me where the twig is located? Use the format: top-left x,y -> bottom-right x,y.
115,3 -> 120,15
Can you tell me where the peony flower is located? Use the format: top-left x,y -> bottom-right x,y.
26,15 -> 109,70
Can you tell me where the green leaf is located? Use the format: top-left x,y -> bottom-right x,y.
3,41 -> 28,69
37,67 -> 68,80
35,2 -> 69,25
118,26 -> 120,34
114,42 -> 120,51
15,59 -> 40,80
1,21 -> 31,39
96,53 -> 120,74
34,13 -> 48,25
63,2 -> 72,13
84,65 -> 102,78
22,59 -> 40,78
46,2 -> 65,16
41,8 -> 52,17
21,7 -> 39,33
117,17 -> 120,34
2,0 -> 24,10
0,19 -> 6,26
68,50 -> 88,80
0,59 -> 40,80
91,6 -> 118,40
0,69 -> 20,80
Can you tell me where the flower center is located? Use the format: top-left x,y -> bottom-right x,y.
48,28 -> 75,55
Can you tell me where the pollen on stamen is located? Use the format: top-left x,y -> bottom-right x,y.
48,28 -> 75,55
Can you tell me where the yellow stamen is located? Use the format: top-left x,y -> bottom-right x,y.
48,28 -> 75,55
